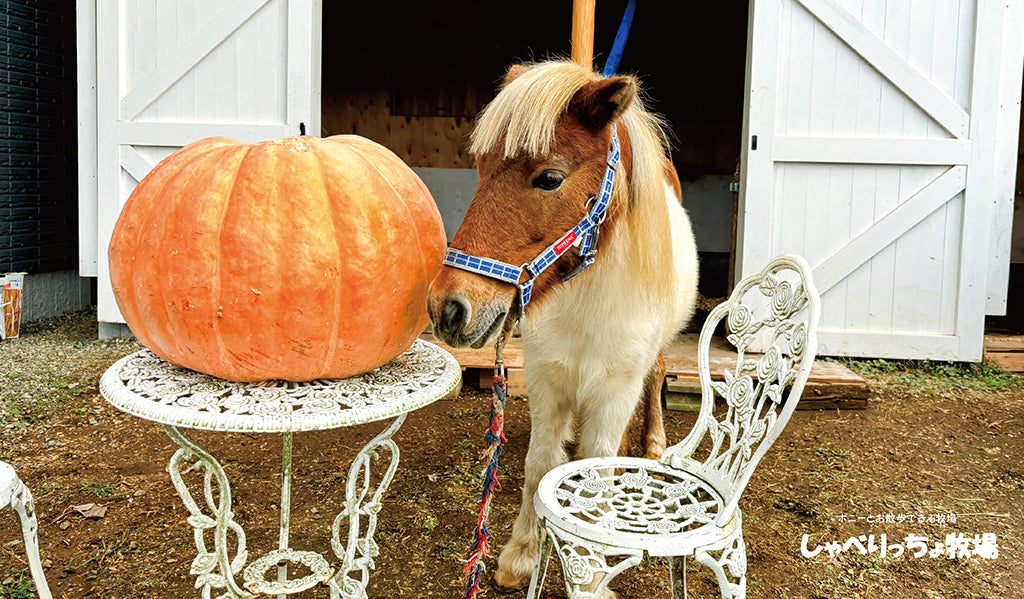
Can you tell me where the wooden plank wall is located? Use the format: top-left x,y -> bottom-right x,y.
322,90 -> 477,168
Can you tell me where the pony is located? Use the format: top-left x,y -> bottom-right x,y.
427,60 -> 699,591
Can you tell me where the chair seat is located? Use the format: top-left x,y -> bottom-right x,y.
0,461 -> 19,508
535,457 -> 738,557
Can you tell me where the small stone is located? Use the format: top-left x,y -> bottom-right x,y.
134,489 -> 146,497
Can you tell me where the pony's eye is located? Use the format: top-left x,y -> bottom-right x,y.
532,169 -> 565,191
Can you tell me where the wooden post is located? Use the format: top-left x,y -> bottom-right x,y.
571,0 -> 596,69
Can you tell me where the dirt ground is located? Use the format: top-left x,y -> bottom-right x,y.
0,309 -> 1021,599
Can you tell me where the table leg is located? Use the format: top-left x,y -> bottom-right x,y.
163,424 -> 251,599
278,432 -> 294,599
165,426 -> 333,598
329,413 -> 407,599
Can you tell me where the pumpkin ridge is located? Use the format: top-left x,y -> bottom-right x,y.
308,141 -> 342,380
211,144 -> 253,381
334,137 -> 444,283
113,152 -> 182,351
152,143 -> 237,366
113,140 -> 224,357
330,136 -> 445,357
343,142 -> 431,321
340,143 -> 425,366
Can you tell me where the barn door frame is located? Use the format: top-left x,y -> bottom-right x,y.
78,0 -> 322,324
738,0 -> 1011,361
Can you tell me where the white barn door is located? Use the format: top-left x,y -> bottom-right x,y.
739,0 -> 1016,361
80,0 -> 322,325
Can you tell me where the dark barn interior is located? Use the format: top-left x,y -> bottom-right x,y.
321,1 -> 751,300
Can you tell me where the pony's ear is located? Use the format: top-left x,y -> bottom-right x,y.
570,75 -> 638,130
501,64 -> 530,88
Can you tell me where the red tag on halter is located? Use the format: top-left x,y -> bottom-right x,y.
554,231 -> 577,256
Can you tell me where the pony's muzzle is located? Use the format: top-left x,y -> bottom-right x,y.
429,291 -> 510,349
435,293 -> 472,341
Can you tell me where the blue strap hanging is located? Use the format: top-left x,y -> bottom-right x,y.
602,0 -> 637,76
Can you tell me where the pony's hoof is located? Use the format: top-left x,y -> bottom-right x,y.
643,445 -> 665,461
493,565 -> 532,590
495,541 -> 535,590
489,573 -> 525,595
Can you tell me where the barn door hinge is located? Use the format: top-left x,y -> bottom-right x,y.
299,122 -> 306,136
751,135 -> 758,151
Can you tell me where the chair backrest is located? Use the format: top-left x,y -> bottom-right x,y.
662,254 -> 820,522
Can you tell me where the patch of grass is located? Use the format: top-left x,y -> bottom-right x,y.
49,379 -> 87,401
828,357 -> 1021,394
421,514 -> 439,534
449,408 -> 485,420
0,379 -> 93,431
35,482 -> 64,499
81,481 -> 116,497
0,571 -> 38,599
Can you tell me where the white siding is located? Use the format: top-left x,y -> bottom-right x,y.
741,0 -> 1020,361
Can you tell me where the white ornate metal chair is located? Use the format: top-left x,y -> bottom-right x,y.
0,461 -> 53,599
527,254 -> 820,599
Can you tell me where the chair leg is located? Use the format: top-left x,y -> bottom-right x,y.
10,478 -> 53,599
669,555 -> 687,599
525,525 -> 553,599
694,529 -> 747,599
545,524 -> 642,599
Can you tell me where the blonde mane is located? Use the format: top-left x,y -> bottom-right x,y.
469,60 -> 672,206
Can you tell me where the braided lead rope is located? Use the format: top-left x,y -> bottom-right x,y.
463,335 -> 510,598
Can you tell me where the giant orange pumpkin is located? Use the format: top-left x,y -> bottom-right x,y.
108,135 -> 447,382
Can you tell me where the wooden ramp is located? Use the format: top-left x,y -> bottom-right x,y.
983,334 -> 1024,372
422,333 -> 869,410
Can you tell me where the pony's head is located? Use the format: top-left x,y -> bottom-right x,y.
429,61 -> 654,348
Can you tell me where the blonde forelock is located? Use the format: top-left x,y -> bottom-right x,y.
469,60 -> 672,206
469,61 -> 598,158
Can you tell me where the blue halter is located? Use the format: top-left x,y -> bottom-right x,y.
443,124 -> 621,319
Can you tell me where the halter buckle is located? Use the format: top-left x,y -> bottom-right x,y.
585,196 -> 608,226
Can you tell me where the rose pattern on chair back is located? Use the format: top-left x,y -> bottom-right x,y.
663,257 -> 819,516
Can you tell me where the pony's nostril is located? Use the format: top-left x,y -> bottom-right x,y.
440,295 -> 471,337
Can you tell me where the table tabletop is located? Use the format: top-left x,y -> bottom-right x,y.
99,339 -> 461,433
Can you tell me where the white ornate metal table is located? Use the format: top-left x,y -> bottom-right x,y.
99,339 -> 460,599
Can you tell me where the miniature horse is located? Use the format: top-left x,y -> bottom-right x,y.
428,61 -> 699,591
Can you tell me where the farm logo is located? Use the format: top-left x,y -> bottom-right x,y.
801,532 -> 999,559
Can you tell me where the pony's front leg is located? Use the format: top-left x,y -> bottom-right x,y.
495,379 -> 573,590
641,353 -> 668,460
566,372 -> 648,599
578,372 -> 647,461
617,354 -> 668,460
